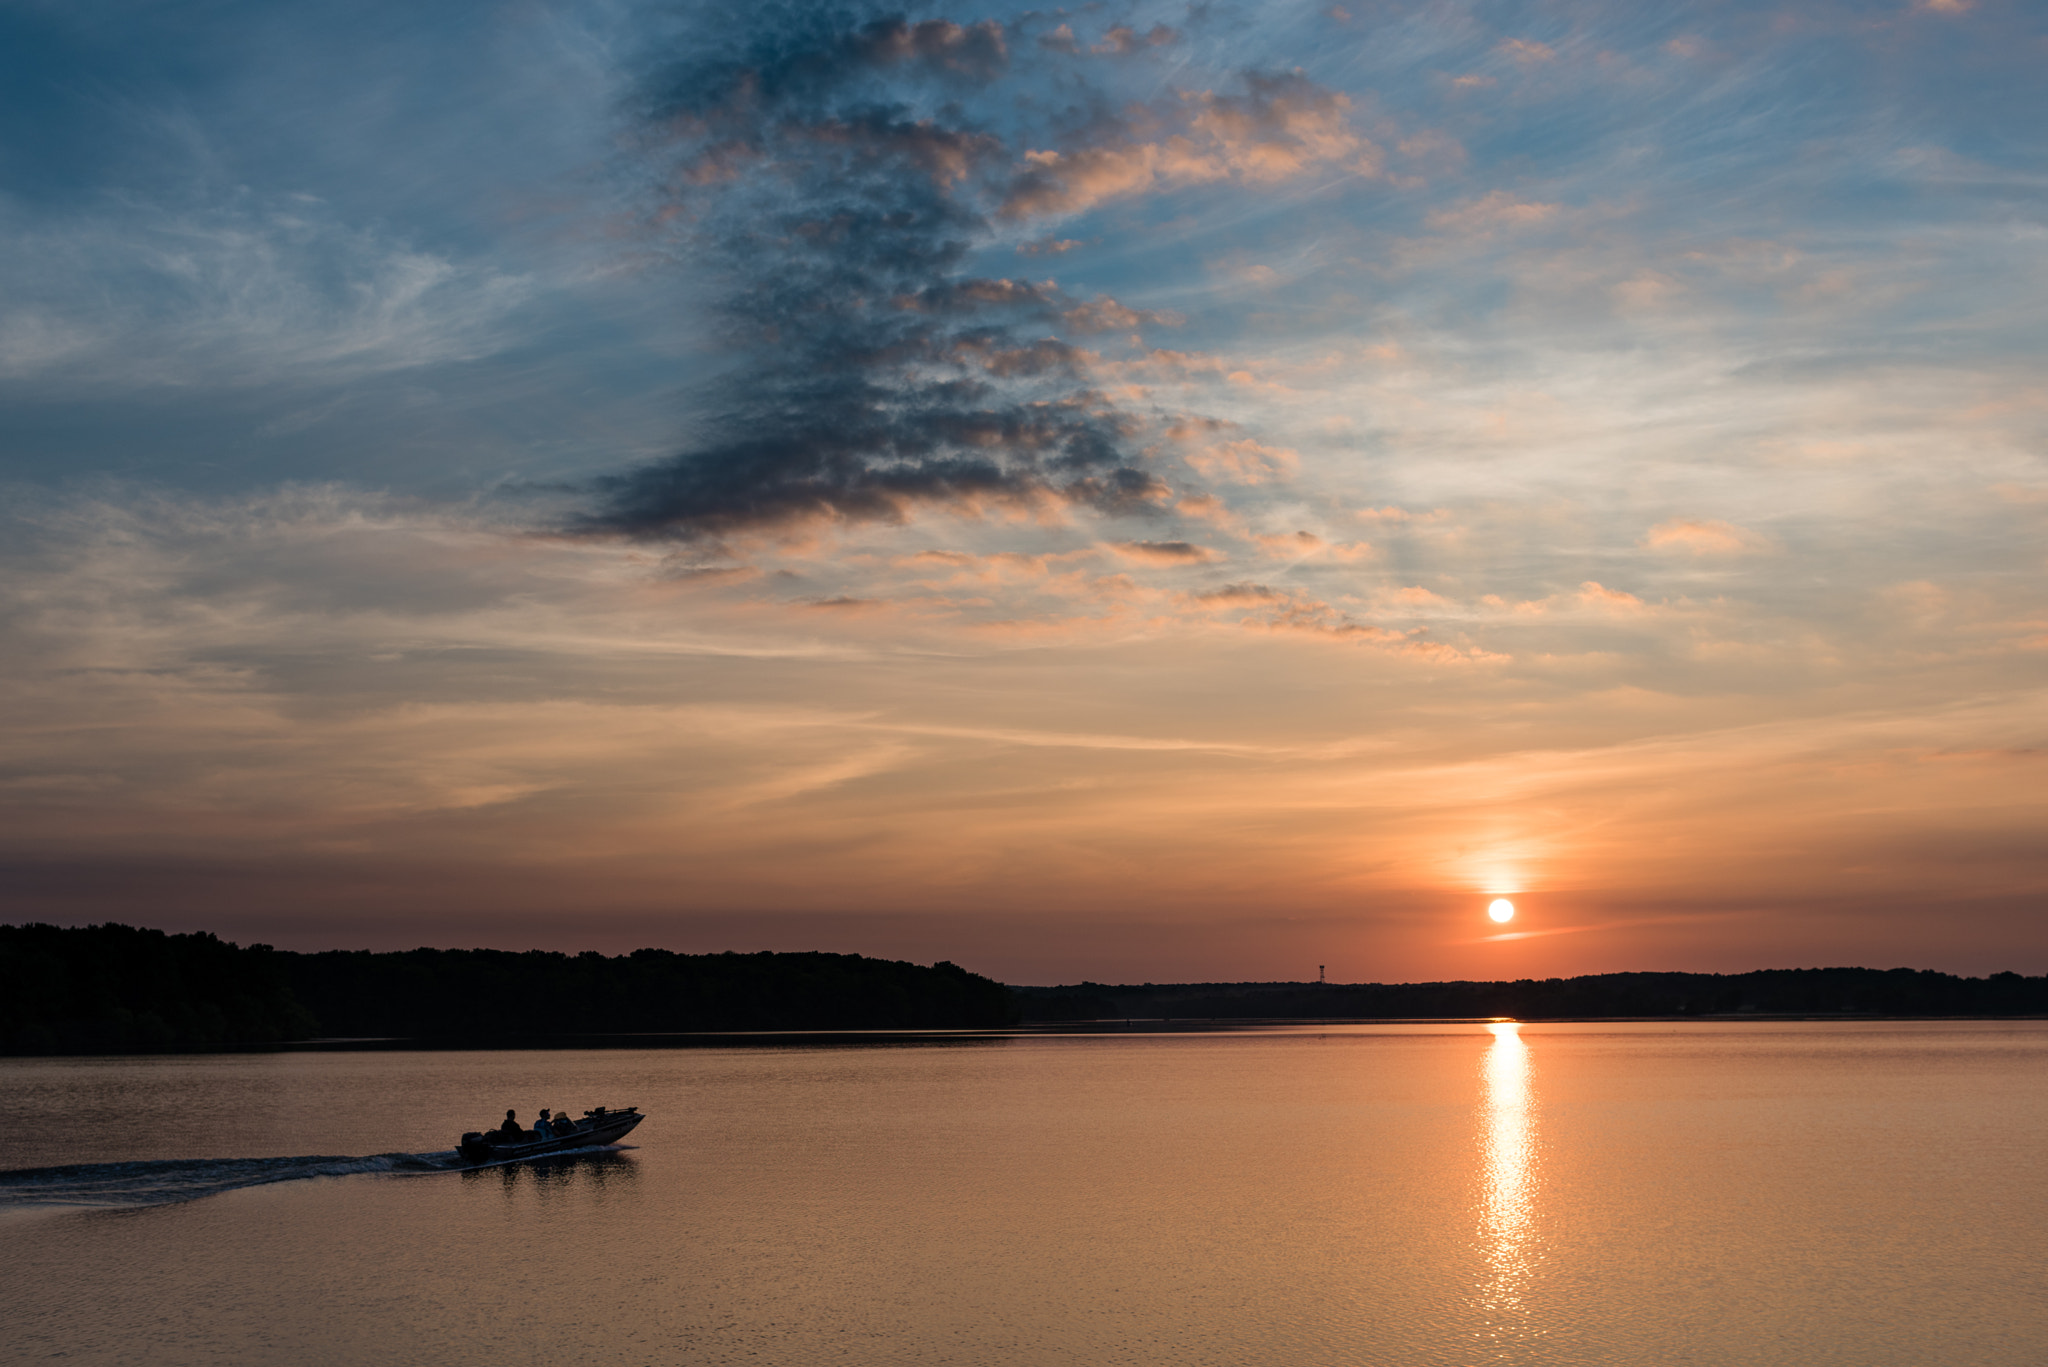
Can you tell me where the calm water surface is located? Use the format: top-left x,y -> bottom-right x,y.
3,1021 -> 2044,1365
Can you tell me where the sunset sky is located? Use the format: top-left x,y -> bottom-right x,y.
3,0 -> 2044,983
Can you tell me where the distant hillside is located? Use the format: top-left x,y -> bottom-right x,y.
0,923 -> 1019,1054
1016,968 -> 2048,1022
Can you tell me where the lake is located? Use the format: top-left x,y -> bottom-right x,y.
3,1020 -> 2044,1365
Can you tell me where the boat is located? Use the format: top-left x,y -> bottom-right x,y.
457,1105 -> 644,1164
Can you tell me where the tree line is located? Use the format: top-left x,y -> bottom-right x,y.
1015,967 -> 2048,1022
6,921 -> 2043,1055
0,922 -> 1019,1054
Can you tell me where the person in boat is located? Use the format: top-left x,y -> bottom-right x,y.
497,1108 -> 522,1139
551,1110 -> 578,1137
535,1108 -> 553,1138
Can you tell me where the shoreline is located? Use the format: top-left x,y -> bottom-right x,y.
8,1013 -> 2047,1059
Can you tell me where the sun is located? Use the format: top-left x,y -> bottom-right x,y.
1488,898 -> 1516,924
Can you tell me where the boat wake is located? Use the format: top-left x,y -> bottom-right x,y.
0,1151 -> 467,1211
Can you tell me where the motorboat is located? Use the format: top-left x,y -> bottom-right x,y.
458,1105 -> 644,1164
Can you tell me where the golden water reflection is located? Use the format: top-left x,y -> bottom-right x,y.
1477,1021 -> 1538,1340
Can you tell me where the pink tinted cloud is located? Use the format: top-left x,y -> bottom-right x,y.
1426,190 -> 1560,235
1578,581 -> 1648,612
1253,530 -> 1374,562
1183,437 -> 1300,485
1000,74 -> 1376,220
1497,38 -> 1557,64
1643,518 -> 1769,555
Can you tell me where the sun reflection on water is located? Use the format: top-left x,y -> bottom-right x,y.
1476,1021 -> 1539,1346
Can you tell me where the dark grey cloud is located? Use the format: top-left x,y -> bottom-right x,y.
1115,540 -> 1216,564
576,6 -> 1186,542
1194,582 -> 1287,603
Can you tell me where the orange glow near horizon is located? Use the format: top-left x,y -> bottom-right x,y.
0,486 -> 2041,983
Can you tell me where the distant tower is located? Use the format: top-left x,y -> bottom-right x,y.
1319,964 -> 1326,984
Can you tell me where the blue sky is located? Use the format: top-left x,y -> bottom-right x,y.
2,0 -> 2044,981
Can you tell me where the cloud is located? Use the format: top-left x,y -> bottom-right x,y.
577,10 -> 1365,544
1061,298 -> 1185,334
856,17 -> 1010,79
1578,581 -> 1647,612
1425,190 -> 1559,236
1179,580 -> 1497,659
1611,269 -> 1686,312
1643,519 -> 1770,555
1183,437 -> 1300,485
1253,597 -> 1400,643
1253,531 -> 1374,562
1113,540 -> 1217,564
1017,237 -> 1087,256
0,191 -> 531,389
1093,25 -> 1180,56
1038,21 -> 1183,58
998,71 -> 1376,220
1875,579 -> 1950,629
1192,582 -> 1288,604
1497,39 -> 1557,65
891,548 -> 1095,585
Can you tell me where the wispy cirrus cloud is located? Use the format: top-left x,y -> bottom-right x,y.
0,191 -> 533,389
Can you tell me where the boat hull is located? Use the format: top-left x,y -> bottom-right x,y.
457,1109 -> 642,1164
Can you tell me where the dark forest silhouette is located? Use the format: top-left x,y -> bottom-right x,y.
0,923 -> 1017,1054
3,921 -> 2044,1054
1016,970 -> 2048,1023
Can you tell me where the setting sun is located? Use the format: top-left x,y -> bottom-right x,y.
1488,899 -> 1517,924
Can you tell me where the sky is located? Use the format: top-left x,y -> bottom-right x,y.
2,0 -> 2044,984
